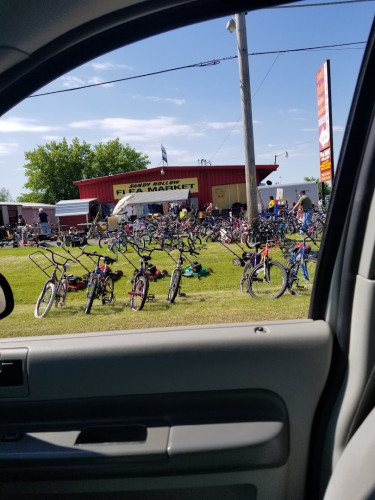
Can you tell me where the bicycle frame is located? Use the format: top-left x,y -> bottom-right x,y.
128,244 -> 163,310
287,239 -> 311,279
30,247 -> 73,318
166,243 -> 199,302
79,250 -> 117,314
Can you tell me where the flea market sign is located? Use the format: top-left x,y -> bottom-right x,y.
114,177 -> 198,199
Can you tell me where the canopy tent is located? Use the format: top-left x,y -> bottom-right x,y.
113,189 -> 190,217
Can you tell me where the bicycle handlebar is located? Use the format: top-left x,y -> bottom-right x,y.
78,248 -> 116,262
36,245 -> 74,267
129,241 -> 165,257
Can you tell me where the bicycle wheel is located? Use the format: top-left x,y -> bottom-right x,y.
130,275 -> 148,311
55,278 -> 68,308
168,269 -> 182,303
247,260 -> 287,299
109,239 -> 127,255
84,276 -> 98,314
205,230 -> 219,243
98,236 -> 110,248
314,219 -> 325,236
240,259 -> 255,293
285,220 -> 296,235
101,276 -> 114,304
133,235 -> 145,250
287,257 -> 317,296
35,281 -> 56,318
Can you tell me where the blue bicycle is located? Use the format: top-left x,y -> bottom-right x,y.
285,237 -> 318,296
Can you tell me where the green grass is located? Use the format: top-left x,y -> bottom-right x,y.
0,240 -> 312,338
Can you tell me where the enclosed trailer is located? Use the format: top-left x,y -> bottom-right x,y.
55,198 -> 99,230
258,182 -> 320,210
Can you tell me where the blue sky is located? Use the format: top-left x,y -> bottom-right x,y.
0,0 -> 374,199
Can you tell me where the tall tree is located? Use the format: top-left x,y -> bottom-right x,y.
0,187 -> 12,201
88,138 -> 149,178
22,138 -> 149,204
303,176 -> 331,199
17,192 -> 45,203
23,138 -> 93,204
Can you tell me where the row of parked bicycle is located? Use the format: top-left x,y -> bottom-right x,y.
94,211 -> 323,301
30,238 -> 206,318
86,209 -> 325,251
30,216 -> 320,320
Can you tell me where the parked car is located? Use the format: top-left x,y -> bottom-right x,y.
0,1 -> 374,499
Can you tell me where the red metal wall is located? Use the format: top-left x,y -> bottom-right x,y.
74,165 -> 277,210
59,215 -> 90,231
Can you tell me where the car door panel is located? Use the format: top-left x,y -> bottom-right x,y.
0,320 -> 332,498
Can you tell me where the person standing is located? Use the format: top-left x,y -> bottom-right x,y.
38,208 -> 51,235
17,214 -> 27,244
268,196 -> 275,214
17,214 -> 26,226
290,190 -> 313,235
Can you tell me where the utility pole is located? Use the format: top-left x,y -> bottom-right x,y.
232,13 -> 258,225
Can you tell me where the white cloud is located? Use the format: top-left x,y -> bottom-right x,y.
43,136 -> 61,141
87,77 -> 114,88
207,121 -> 238,130
92,62 -> 133,71
61,75 -> 85,88
61,74 -> 115,90
0,117 -> 59,133
69,116 -> 203,142
133,95 -> 186,106
333,125 -> 345,133
0,142 -> 19,155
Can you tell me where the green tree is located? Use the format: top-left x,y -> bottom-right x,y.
303,176 -> 331,199
0,187 -> 12,201
88,138 -> 149,178
22,138 -> 149,204
17,192 -> 45,203
23,138 -> 93,204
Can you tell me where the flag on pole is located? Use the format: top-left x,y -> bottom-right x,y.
161,144 -> 168,164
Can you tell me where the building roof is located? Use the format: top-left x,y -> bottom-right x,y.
73,164 -> 278,186
0,202 -> 55,208
55,198 -> 97,217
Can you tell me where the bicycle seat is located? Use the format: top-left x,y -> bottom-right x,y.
141,255 -> 152,262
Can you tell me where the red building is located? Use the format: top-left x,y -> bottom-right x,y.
74,164 -> 278,213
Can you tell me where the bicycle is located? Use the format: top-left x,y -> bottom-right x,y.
29,247 -> 75,318
285,237 -> 318,296
79,249 -> 117,314
166,241 -> 199,303
219,239 -> 261,293
247,241 -> 287,299
128,244 -> 163,311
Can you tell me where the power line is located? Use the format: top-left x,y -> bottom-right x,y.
271,0 -> 374,8
28,41 -> 366,98
209,54 -> 281,162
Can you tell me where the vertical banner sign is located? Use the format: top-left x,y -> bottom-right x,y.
316,60 -> 334,182
161,144 -> 168,165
